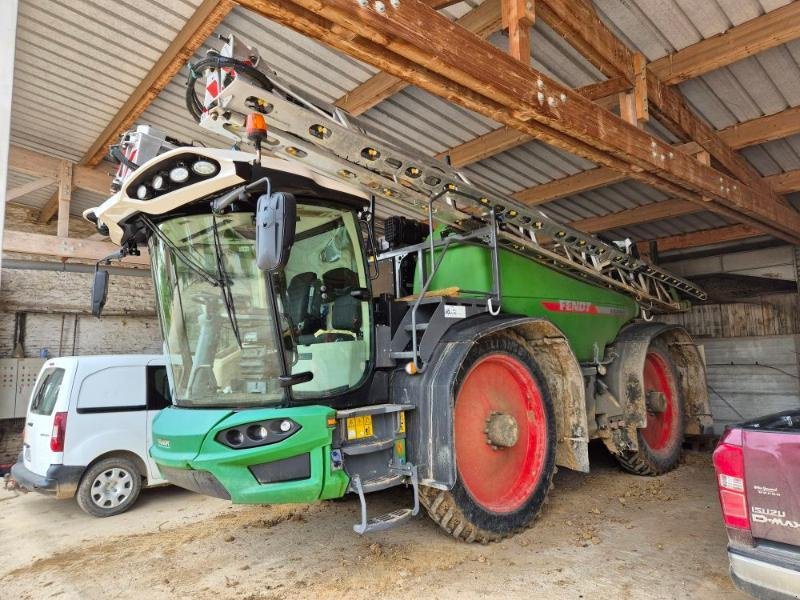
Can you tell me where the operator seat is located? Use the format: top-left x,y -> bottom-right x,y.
286,272 -> 322,345
322,267 -> 362,340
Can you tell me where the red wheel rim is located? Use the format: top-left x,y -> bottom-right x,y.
454,353 -> 547,514
641,351 -> 677,451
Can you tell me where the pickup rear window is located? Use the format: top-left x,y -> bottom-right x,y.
30,367 -> 66,416
743,411 -> 800,432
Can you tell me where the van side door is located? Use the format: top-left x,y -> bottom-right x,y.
71,366 -> 147,470
145,365 -> 172,484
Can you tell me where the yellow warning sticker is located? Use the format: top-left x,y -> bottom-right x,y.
398,411 -> 406,433
346,415 -> 374,440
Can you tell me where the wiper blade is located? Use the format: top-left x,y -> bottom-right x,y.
142,216 -> 220,288
211,214 -> 242,347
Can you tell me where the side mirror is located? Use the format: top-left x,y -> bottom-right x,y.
91,268 -> 109,317
255,191 -> 296,272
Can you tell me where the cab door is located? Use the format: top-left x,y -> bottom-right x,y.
145,363 -> 172,484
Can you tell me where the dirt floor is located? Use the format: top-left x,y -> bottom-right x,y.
0,446 -> 748,600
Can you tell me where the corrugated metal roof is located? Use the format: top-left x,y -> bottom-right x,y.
5,0 -> 799,249
9,0 -> 206,163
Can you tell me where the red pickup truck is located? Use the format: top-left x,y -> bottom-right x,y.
713,410 -> 800,599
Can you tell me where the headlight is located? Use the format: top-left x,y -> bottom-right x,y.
136,184 -> 151,200
151,172 -> 168,191
216,419 -> 301,449
191,160 -> 218,176
169,164 -> 190,183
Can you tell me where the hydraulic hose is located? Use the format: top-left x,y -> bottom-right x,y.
109,144 -> 139,170
185,54 -> 274,123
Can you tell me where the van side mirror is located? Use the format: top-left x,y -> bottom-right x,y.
255,191 -> 296,272
91,268 -> 109,317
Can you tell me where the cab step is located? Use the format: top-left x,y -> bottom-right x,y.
351,464 -> 420,535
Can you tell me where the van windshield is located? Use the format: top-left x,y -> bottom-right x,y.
30,368 -> 65,416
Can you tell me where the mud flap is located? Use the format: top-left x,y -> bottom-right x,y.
601,322 -> 711,455
393,314 -> 589,490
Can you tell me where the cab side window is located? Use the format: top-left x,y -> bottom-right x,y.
147,366 -> 172,411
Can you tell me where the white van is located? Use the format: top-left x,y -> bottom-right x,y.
11,355 -> 171,517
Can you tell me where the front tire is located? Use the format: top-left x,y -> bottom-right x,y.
617,339 -> 685,476
76,457 -> 143,517
420,333 -> 557,543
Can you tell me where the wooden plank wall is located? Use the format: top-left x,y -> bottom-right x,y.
662,293 -> 800,432
661,293 -> 800,337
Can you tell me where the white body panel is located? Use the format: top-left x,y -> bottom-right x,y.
86,148 -> 367,245
22,355 -> 168,491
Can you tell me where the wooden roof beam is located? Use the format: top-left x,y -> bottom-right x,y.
534,0 -> 783,212
335,0 -> 504,115
440,76 -> 629,167
569,166 -> 800,236
242,0 -> 800,243
512,106 -> 800,206
767,168 -> 800,195
638,224 -> 764,255
8,145 -> 112,196
3,230 -> 149,266
569,198 -> 700,233
649,2 -> 800,85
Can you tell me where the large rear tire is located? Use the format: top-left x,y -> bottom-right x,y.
420,333 -> 557,543
616,339 -> 685,476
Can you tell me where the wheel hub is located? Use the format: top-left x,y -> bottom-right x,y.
646,390 -> 667,414
485,411 -> 519,448
90,468 -> 133,509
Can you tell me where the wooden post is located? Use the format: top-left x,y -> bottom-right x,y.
56,160 -> 72,238
502,0 -> 535,62
620,54 -> 648,127
633,53 -> 649,123
618,91 -> 637,126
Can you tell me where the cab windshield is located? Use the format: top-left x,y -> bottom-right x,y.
149,203 -> 371,408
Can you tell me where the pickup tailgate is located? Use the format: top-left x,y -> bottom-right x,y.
742,414 -> 800,546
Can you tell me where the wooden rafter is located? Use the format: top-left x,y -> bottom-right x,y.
641,224 -> 765,254
514,167 -> 626,205
8,146 -> 112,196
335,0 -> 504,115
81,0 -> 234,167
439,77 -> 629,168
531,0 -> 784,214
512,104 -> 800,206
649,2 -> 800,85
5,176 -> 56,202
237,0 -> 800,243
767,169 -> 800,195
569,199 -> 699,234
34,0 -> 234,223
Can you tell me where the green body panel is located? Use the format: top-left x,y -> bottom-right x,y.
421,243 -> 639,361
151,405 -> 349,504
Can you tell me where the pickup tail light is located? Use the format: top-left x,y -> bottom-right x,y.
712,428 -> 749,530
50,411 -> 67,452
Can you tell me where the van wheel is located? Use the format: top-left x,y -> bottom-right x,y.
76,457 -> 142,517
